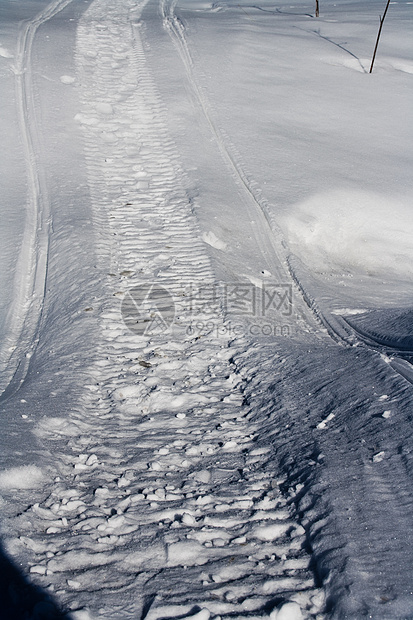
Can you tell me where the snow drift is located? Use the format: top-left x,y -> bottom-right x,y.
281,189 -> 413,279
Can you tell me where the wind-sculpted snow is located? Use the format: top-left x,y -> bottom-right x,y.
229,337 -> 413,618
0,0 -> 412,618
280,190 -> 413,283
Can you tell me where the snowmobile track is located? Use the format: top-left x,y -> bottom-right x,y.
0,1 -> 325,617
159,0 -> 413,388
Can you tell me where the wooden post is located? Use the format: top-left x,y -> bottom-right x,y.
369,0 -> 391,73
315,0 -> 319,17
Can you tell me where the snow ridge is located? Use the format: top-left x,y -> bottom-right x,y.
0,0 -> 75,398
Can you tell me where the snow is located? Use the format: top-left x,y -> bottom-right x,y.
270,602 -> 303,620
0,45 -> 14,58
281,189 -> 413,280
202,230 -> 228,252
0,465 -> 45,490
60,74 -> 76,83
0,0 -> 412,618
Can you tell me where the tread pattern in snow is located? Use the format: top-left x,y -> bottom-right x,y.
0,1 -> 325,618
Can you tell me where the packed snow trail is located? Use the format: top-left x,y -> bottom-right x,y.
0,1 -> 324,618
70,1 -> 413,618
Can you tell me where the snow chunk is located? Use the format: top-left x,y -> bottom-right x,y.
47,550 -> 113,572
167,541 -> 208,566
270,601 -> 303,620
0,46 -> 14,59
202,231 -> 227,252
252,522 -> 290,541
112,384 -> 144,400
331,308 -> 367,316
182,512 -> 196,525
193,469 -> 211,484
36,416 -> 81,437
70,610 -> 97,620
317,412 -> 335,430
60,75 -> 75,84
30,565 -> 46,575
96,102 -> 113,114
145,606 -> 209,620
0,465 -> 44,490
74,113 -> 99,126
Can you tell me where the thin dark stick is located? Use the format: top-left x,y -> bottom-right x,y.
369,0 -> 391,73
315,0 -> 319,17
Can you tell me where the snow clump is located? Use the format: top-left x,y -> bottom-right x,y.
0,465 -> 44,489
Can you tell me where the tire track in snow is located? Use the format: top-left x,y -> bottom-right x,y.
160,0 -> 413,389
160,0 -> 287,281
1,1 -> 324,617
0,0 -> 75,399
159,0 -> 322,337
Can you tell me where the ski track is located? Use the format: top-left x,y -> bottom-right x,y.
160,0 -> 413,391
1,1 -> 325,618
0,0 -> 77,398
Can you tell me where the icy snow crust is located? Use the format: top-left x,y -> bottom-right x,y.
0,0 -> 412,618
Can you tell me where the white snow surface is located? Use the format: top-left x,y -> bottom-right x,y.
0,0 -> 412,619
0,465 -> 45,490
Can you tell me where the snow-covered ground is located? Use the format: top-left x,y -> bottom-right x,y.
0,0 -> 412,618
